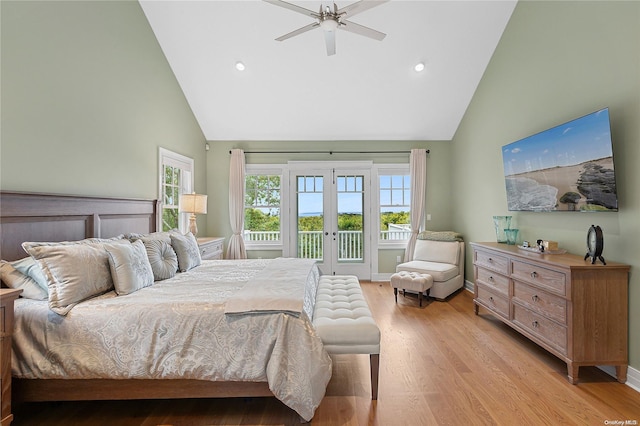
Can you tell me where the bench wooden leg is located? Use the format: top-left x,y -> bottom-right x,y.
393,287 -> 398,303
370,354 -> 379,400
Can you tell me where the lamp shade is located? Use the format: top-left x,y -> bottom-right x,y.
179,193 -> 208,215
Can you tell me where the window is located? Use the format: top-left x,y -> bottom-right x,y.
244,166 -> 286,247
377,167 -> 411,244
159,148 -> 194,232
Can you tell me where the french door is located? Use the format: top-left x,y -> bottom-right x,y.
288,162 -> 371,279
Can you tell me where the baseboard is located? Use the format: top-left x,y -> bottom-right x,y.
464,279 -> 474,292
598,365 -> 640,392
371,273 -> 393,282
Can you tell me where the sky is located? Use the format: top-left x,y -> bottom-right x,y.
502,108 -> 614,176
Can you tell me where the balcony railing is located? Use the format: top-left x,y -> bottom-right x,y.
243,230 -> 280,241
244,229 -> 410,260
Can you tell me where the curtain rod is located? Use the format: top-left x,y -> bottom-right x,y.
229,149 -> 429,155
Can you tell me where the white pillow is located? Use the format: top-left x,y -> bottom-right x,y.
11,256 -> 49,293
170,232 -> 201,272
141,239 -> 178,281
105,240 -> 154,295
22,241 -> 118,315
0,260 -> 48,300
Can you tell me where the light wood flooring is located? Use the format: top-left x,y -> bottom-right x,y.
11,282 -> 640,425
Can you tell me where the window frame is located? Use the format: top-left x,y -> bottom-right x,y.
244,164 -> 288,250
158,147 -> 194,233
373,164 -> 411,249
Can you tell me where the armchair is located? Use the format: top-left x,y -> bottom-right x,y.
395,239 -> 465,300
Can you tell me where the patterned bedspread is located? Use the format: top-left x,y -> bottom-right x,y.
12,258 -> 331,421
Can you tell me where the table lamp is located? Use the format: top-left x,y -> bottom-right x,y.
178,193 -> 207,236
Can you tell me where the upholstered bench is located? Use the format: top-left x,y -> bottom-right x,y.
390,271 -> 433,307
312,275 -> 381,399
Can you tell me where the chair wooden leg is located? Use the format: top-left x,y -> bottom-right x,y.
419,292 -> 422,307
394,287 -> 398,303
370,354 -> 379,400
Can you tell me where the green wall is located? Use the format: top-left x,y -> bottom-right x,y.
1,1 -> 206,213
205,140 -> 452,270
452,1 -> 640,372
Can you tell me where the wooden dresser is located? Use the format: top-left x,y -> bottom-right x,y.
1,288 -> 21,426
197,237 -> 225,260
470,242 -> 629,384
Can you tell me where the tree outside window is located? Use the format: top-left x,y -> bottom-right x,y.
159,148 -> 193,233
379,174 -> 411,240
244,175 -> 281,242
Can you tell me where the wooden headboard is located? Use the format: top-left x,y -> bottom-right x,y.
0,191 -> 159,262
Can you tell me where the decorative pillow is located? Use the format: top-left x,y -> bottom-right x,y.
126,230 -> 175,243
104,240 -> 154,295
0,260 -> 48,300
11,256 -> 49,293
170,232 -> 201,272
141,239 -> 178,281
417,230 -> 464,242
22,241 -> 115,315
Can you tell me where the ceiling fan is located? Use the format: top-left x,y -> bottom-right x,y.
264,0 -> 389,56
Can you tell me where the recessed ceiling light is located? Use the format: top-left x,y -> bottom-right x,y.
235,61 -> 245,71
414,62 -> 425,72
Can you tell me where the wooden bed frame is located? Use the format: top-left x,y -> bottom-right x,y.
0,191 -> 273,403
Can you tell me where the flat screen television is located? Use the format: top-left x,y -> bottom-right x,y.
502,108 -> 618,212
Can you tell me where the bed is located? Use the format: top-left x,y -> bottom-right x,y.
0,191 -> 332,422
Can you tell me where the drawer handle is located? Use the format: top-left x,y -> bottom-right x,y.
488,257 -> 493,263
531,295 -> 539,302
532,320 -> 539,328
530,271 -> 538,278
489,296 -> 494,302
489,276 -> 494,282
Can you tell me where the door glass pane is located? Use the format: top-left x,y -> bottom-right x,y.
337,175 -> 364,263
297,176 -> 323,260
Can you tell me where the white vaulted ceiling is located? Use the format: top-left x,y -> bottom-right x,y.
140,0 -> 517,141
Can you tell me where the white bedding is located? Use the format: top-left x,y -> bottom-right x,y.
12,258 -> 331,421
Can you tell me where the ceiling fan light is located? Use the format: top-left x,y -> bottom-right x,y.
235,61 -> 246,71
320,18 -> 338,32
414,62 -> 425,72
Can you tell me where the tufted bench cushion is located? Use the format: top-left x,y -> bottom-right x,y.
313,275 -> 381,399
390,270 -> 433,307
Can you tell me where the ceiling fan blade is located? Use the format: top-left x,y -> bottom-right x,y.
275,22 -> 320,41
324,29 -> 336,56
337,0 -> 388,18
263,0 -> 320,18
340,19 -> 386,41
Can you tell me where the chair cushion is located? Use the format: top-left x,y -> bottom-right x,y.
396,260 -> 459,282
413,240 -> 459,265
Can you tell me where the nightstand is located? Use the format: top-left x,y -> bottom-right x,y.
197,237 -> 225,260
1,288 -> 21,426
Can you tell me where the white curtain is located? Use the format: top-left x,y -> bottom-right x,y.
404,148 -> 427,262
227,148 -> 247,259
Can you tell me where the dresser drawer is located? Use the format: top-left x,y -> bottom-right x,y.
475,250 -> 510,275
476,285 -> 509,318
512,281 -> 567,325
476,267 -> 509,297
513,304 -> 567,355
197,237 -> 224,260
511,260 -> 566,296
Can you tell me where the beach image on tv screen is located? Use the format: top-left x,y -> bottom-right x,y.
502,108 -> 618,212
